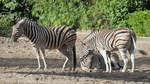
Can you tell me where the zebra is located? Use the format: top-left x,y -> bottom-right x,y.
79,31 -> 122,72
80,49 -> 122,72
11,17 -> 77,71
80,28 -> 146,72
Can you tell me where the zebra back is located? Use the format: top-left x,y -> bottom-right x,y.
12,17 -> 77,71
80,28 -> 135,70
96,28 -> 135,51
12,18 -> 76,49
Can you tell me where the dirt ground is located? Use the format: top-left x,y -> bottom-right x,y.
0,31 -> 150,84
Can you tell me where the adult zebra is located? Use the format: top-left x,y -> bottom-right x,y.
80,28 -> 146,72
79,30 -> 122,72
11,17 -> 77,71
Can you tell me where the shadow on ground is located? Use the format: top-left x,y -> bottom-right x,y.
0,56 -> 149,69
10,69 -> 150,82
1,57 -> 150,83
0,57 -> 81,69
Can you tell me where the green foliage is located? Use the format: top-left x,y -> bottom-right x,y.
100,0 -> 144,28
32,0 -> 86,29
0,14 -> 13,37
0,0 -> 34,37
0,0 -> 150,37
79,1 -> 103,30
32,0 -> 106,30
127,10 -> 150,37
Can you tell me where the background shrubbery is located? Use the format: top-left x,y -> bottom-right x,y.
127,10 -> 150,37
0,0 -> 150,37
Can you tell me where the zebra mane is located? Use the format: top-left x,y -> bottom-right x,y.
82,30 -> 98,43
15,17 -> 39,27
14,17 -> 37,25
14,17 -> 25,24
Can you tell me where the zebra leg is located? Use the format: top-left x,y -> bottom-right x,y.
33,47 -> 41,70
107,56 -> 112,72
98,49 -> 109,72
106,51 -> 112,72
62,57 -> 69,71
128,48 -> 135,72
119,49 -> 128,72
59,46 -> 75,71
40,48 -> 47,71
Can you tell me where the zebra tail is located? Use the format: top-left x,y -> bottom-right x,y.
131,35 -> 136,49
131,35 -> 147,55
73,46 -> 77,70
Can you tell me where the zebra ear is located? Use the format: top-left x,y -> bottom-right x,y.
14,17 -> 22,24
14,17 -> 26,24
13,16 -> 18,24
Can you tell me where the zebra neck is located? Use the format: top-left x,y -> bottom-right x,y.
23,23 -> 38,43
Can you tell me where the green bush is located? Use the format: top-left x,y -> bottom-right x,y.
0,0 -> 34,37
0,14 -> 14,37
32,0 -> 84,28
79,1 -> 103,30
127,10 -> 150,37
32,0 -> 106,30
100,0 -> 144,28
0,0 -> 150,37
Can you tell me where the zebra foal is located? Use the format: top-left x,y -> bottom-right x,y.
11,18 -> 77,71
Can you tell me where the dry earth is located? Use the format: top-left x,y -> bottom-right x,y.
0,31 -> 150,84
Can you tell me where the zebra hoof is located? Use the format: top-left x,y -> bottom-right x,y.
61,67 -> 67,72
108,70 -> 112,73
105,70 -> 109,72
128,69 -> 135,72
34,68 -> 41,72
44,68 -> 48,72
121,69 -> 126,72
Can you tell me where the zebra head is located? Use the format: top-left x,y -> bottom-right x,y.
79,41 -> 88,61
79,41 -> 94,72
11,18 -> 25,42
80,49 -> 95,72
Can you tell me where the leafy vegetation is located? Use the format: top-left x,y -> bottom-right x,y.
0,0 -> 150,37
0,0 -> 34,36
127,10 -> 150,37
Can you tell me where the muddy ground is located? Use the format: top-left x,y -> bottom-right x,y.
0,31 -> 150,84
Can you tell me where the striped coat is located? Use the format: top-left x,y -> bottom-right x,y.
79,30 -> 122,72
80,28 -> 139,72
95,28 -> 137,72
11,18 -> 77,71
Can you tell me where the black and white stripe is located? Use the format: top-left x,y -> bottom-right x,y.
11,18 -> 77,71
79,30 -> 98,62
95,28 -> 136,72
79,30 -> 122,72
80,50 -> 122,72
80,28 -> 140,72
